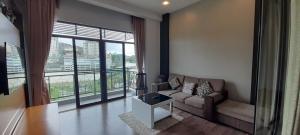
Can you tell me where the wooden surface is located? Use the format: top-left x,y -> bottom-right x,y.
59,97 -> 247,135
13,103 -> 60,135
0,86 -> 25,135
159,115 -> 248,135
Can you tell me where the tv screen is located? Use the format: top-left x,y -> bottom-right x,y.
1,42 -> 26,95
0,44 -> 8,94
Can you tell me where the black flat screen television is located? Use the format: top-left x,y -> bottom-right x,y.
0,43 -> 8,94
0,42 -> 26,95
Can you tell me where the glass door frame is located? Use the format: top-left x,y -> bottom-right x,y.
73,37 -> 103,108
71,37 -> 127,108
102,40 -> 127,101
52,30 -> 133,108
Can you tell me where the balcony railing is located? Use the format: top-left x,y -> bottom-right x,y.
45,68 -> 137,102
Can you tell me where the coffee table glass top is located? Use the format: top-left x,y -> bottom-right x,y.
137,93 -> 172,105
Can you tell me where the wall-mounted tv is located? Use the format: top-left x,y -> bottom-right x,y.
0,42 -> 26,95
0,43 -> 8,94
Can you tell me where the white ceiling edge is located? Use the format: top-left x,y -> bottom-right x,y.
79,0 -> 162,21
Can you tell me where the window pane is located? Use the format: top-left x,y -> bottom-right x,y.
53,22 -> 76,36
125,43 -> 137,91
52,22 -> 134,42
75,40 -> 101,105
125,43 -> 136,69
76,40 -> 100,71
105,42 -> 124,99
45,37 -> 75,102
125,33 -> 134,43
6,44 -> 26,92
102,29 -> 126,41
77,25 -> 100,39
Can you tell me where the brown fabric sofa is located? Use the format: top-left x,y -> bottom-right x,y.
216,100 -> 255,134
152,73 -> 228,121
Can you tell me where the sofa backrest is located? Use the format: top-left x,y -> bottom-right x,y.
184,76 -> 199,84
169,73 -> 225,92
168,73 -> 185,85
198,78 -> 225,92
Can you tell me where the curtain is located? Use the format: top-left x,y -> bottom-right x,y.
132,16 -> 145,74
281,0 -> 300,134
255,0 -> 282,134
132,16 -> 146,91
25,0 -> 56,106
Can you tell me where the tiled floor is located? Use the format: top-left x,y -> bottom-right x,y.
59,97 -> 247,135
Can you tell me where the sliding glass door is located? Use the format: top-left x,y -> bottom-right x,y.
46,21 -> 136,108
105,42 -> 126,100
73,40 -> 126,107
74,39 -> 101,106
45,37 -> 75,103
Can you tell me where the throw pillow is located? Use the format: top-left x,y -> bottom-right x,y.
169,77 -> 181,90
182,82 -> 196,95
197,81 -> 214,97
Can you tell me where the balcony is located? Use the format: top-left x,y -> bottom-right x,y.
45,68 -> 137,105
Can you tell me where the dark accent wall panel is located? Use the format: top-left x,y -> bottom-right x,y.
250,0 -> 262,105
160,13 -> 170,80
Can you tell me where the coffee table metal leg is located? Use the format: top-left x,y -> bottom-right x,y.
169,102 -> 173,113
150,108 -> 154,128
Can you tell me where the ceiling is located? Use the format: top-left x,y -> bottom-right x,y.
79,0 -> 201,21
118,0 -> 201,14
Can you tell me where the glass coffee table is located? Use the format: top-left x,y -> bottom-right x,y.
132,93 -> 173,128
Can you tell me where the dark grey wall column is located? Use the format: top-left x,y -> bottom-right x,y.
160,13 -> 170,80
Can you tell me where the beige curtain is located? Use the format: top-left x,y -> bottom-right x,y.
25,0 -> 56,106
132,16 -> 145,73
132,16 -> 146,91
281,0 -> 300,134
255,0 -> 282,134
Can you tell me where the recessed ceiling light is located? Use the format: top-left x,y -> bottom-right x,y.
162,1 -> 170,6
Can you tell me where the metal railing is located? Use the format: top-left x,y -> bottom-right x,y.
45,68 -> 137,101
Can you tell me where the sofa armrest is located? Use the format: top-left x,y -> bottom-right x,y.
204,91 -> 228,121
207,92 -> 224,104
222,90 -> 228,100
204,95 -> 214,121
151,82 -> 170,92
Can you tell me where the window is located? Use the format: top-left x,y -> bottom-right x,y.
45,37 -> 75,101
52,22 -> 134,42
53,22 -> 76,36
46,21 -> 137,103
77,25 -> 100,39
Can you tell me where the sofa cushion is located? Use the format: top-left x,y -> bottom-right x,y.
169,73 -> 185,85
171,92 -> 192,103
184,96 -> 205,109
182,82 -> 196,95
158,89 -> 181,96
217,100 -> 255,123
198,78 -> 225,92
197,81 -> 214,97
169,77 -> 181,90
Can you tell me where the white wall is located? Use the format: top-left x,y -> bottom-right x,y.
57,0 -> 160,90
170,0 -> 255,103
0,13 -> 20,47
57,0 -> 132,32
145,19 -> 160,90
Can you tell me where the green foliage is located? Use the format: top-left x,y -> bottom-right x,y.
111,54 -> 123,67
126,55 -> 136,63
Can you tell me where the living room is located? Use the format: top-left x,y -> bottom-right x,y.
0,0 -> 299,135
